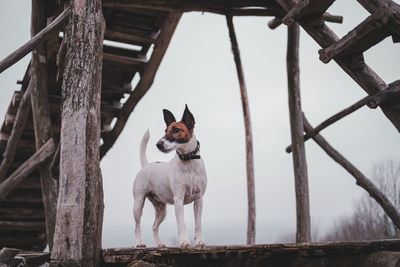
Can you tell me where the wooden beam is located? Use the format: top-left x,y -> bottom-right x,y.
282,0 -> 336,26
319,9 -> 392,63
100,12 -> 182,158
274,0 -> 400,133
226,15 -> 256,245
102,0 -> 282,12
0,139 -> 55,202
0,87 -> 31,183
30,0 -> 59,251
286,23 -> 311,243
286,95 -> 371,153
51,0 -> 105,265
0,8 -> 70,74
303,115 -> 400,230
269,12 -> 343,30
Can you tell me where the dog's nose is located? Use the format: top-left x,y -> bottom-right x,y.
156,141 -> 164,150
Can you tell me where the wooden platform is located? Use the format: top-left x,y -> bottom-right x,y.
1,239 -> 400,266
0,0 -> 400,253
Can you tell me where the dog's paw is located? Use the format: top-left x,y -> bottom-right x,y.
195,240 -> 206,248
180,239 -> 191,249
136,243 -> 146,248
157,242 -> 166,248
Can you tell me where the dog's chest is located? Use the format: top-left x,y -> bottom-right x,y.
173,161 -> 207,203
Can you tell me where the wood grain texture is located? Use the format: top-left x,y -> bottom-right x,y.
50,0 -> 105,265
30,0 -> 58,251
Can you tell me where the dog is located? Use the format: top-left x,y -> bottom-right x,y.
133,105 -> 207,248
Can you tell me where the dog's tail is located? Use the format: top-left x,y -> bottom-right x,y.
140,129 -> 150,167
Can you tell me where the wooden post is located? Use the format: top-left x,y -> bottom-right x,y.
226,15 -> 256,245
30,0 -> 58,251
286,23 -> 311,243
50,0 -> 105,265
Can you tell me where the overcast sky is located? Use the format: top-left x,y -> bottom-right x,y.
0,1 -> 399,248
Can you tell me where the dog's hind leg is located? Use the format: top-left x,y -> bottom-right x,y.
149,196 -> 167,248
133,193 -> 146,247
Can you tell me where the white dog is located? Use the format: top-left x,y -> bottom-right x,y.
133,105 -> 207,248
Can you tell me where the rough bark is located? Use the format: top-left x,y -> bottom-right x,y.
30,0 -> 58,251
50,0 -> 105,265
226,15 -> 256,245
286,23 -> 311,243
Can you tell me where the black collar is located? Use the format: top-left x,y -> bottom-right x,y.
176,141 -> 201,161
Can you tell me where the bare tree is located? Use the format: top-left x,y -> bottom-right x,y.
324,159 -> 400,241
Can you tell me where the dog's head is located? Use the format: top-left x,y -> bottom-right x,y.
156,105 -> 195,153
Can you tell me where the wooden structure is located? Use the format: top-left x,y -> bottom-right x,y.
0,0 -> 399,265
4,239 -> 400,266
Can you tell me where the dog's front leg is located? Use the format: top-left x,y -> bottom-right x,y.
194,197 -> 206,247
174,197 -> 191,248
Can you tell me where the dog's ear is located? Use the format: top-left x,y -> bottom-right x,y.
163,109 -> 176,127
181,104 -> 195,131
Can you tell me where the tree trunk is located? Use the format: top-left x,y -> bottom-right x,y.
287,23 -> 311,243
50,0 -> 105,265
226,15 -> 256,245
31,0 -> 58,251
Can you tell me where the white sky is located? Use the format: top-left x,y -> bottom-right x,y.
0,1 -> 399,248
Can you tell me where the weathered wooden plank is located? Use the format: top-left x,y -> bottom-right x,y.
0,87 -> 32,183
0,8 -> 70,74
303,115 -> 400,230
105,28 -> 157,44
102,239 -> 400,266
100,12 -> 182,158
103,53 -> 148,65
285,95 -> 371,153
0,221 -> 45,231
286,23 -> 311,243
50,0 -> 105,265
226,15 -> 256,246
319,9 -> 392,63
269,12 -> 343,30
0,138 -> 55,202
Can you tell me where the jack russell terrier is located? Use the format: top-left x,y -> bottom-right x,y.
133,105 -> 207,248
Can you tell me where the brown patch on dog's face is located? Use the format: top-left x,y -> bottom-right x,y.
164,121 -> 193,144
